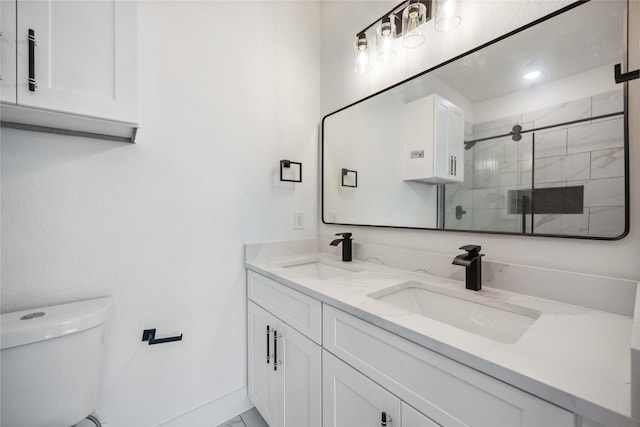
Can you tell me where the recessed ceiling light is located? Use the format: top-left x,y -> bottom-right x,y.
523,71 -> 541,80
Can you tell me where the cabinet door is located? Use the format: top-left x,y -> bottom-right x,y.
434,95 -> 464,182
15,0 -> 136,122
248,302 -> 278,427
1,0 -> 16,104
323,350 -> 401,427
401,402 -> 440,427
277,323 -> 321,427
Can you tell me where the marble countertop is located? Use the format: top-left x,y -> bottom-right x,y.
246,252 -> 638,427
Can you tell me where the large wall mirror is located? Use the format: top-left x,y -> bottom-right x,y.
322,0 -> 630,239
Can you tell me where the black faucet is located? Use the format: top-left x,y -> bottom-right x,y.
452,245 -> 484,291
330,232 -> 353,262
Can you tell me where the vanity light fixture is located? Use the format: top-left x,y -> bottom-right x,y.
434,0 -> 461,32
376,16 -> 398,62
402,0 -> 428,48
354,32 -> 371,74
353,0 -> 461,73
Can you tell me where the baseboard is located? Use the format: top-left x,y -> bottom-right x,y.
157,387 -> 253,427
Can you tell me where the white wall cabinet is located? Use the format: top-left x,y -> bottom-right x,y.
403,94 -> 465,184
247,299 -> 321,427
0,0 -> 137,142
1,0 -> 17,104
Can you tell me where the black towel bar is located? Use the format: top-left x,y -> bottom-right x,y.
142,328 -> 183,345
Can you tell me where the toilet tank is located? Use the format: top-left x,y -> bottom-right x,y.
1,297 -> 113,427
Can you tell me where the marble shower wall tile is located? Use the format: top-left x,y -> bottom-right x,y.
588,206 -> 626,236
472,114 -> 522,140
522,97 -> 591,128
534,128 -> 567,158
464,90 -> 625,237
567,117 -> 624,154
444,183 -> 472,207
533,213 -> 589,236
592,89 -> 624,116
472,187 -> 503,210
471,208 -> 518,233
534,152 -> 590,184
579,177 -> 625,207
590,147 -> 625,179
444,207 -> 472,230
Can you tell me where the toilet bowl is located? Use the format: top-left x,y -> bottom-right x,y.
1,297 -> 113,427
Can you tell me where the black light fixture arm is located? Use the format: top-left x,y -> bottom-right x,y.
356,0 -> 432,38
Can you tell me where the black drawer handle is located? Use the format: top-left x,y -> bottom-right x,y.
28,29 -> 36,91
266,325 -> 271,364
273,329 -> 278,371
142,328 -> 183,345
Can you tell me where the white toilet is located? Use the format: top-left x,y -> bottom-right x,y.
1,297 -> 113,427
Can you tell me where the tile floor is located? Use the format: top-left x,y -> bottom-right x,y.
217,408 -> 269,427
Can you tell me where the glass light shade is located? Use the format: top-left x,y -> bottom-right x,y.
434,0 -> 461,32
376,17 -> 397,63
353,34 -> 371,74
402,2 -> 426,49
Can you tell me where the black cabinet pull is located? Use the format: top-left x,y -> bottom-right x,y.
266,326 -> 270,364
273,330 -> 278,371
28,29 -> 36,91
381,411 -> 392,426
141,328 -> 183,345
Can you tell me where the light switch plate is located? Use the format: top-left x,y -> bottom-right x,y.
294,212 -> 304,230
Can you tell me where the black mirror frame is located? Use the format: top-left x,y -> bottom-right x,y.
321,0 -> 630,241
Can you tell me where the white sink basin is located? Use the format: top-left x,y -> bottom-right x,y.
278,260 -> 361,280
369,281 -> 540,344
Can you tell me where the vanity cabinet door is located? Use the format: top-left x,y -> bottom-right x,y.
248,302 -> 278,427
277,323 -> 321,427
401,402 -> 441,427
249,301 -> 321,427
323,305 -> 575,427
323,350 -> 401,427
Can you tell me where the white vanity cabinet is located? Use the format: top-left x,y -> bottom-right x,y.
247,272 -> 322,427
0,0 -> 137,141
323,304 -> 574,427
246,267 -> 621,427
403,94 -> 464,184
323,350 -> 439,427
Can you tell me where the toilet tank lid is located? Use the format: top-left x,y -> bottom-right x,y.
1,297 -> 113,350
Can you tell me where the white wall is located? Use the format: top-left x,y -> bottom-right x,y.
320,0 -> 640,280
1,1 -> 320,426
